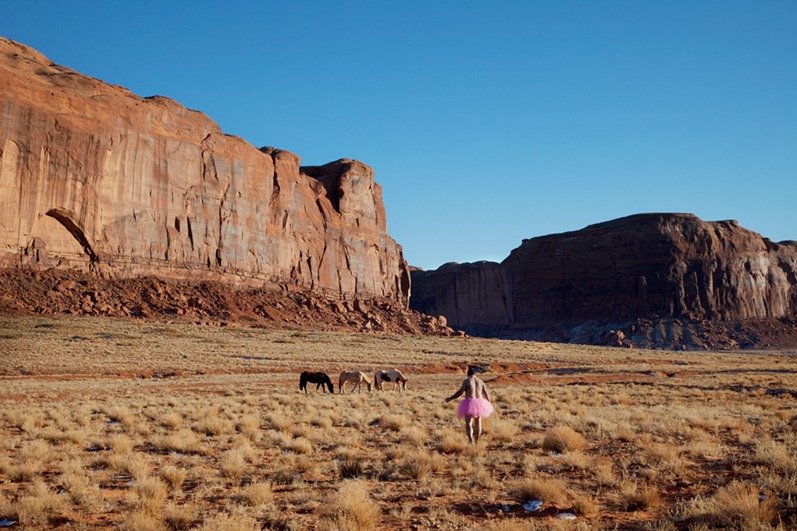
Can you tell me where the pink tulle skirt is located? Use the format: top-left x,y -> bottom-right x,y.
456,398 -> 494,418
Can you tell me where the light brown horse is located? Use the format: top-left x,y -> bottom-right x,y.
339,371 -> 373,393
374,369 -> 407,391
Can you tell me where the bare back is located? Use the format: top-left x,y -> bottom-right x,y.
451,375 -> 490,401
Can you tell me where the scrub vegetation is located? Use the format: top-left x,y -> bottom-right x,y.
1,315 -> 795,529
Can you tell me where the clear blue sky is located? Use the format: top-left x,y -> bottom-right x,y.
4,1 -> 796,269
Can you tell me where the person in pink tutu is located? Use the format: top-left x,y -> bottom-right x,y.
444,365 -> 494,444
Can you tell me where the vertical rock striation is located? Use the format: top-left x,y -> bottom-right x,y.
0,38 -> 409,303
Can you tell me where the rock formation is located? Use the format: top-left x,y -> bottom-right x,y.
412,213 -> 797,348
411,261 -> 512,334
0,38 -> 410,303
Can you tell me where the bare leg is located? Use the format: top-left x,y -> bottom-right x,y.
474,417 -> 483,444
464,416 -> 475,445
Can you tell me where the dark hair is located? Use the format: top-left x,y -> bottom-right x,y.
467,365 -> 485,376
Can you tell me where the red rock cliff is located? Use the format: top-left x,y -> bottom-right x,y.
0,38 -> 410,303
412,213 -> 797,332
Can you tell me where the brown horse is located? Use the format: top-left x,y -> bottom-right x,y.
338,371 -> 372,393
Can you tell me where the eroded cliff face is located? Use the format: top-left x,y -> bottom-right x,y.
411,261 -> 512,331
411,214 -> 797,340
0,38 -> 409,303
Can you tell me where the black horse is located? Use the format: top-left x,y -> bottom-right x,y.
299,371 -> 334,394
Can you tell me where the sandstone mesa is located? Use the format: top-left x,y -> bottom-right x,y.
411,213 -> 797,348
0,37 -> 410,303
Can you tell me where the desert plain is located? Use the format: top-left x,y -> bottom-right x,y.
0,315 -> 795,530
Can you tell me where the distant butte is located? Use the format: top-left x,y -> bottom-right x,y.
411,213 -> 797,349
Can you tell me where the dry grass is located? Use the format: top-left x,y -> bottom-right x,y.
219,449 -> 247,479
488,419 -> 519,442
325,480 -> 380,529
436,429 -> 468,454
1,315 -> 796,529
542,426 -> 586,453
240,482 -> 273,507
159,464 -> 187,492
163,502 -> 196,529
194,513 -> 260,531
622,485 -> 662,513
510,476 -> 569,506
380,414 -> 407,431
681,481 -> 776,528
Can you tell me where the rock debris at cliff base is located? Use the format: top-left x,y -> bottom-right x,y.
0,269 -> 456,336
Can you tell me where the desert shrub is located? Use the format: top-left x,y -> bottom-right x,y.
237,414 -> 261,440
195,416 -> 234,436
436,430 -> 468,454
265,411 -> 291,432
311,415 -> 333,429
510,477 -> 568,506
126,454 -> 151,480
108,434 -> 135,455
542,426 -> 586,453
234,439 -> 258,463
15,481 -> 67,526
338,456 -> 366,479
562,451 -> 592,470
285,437 -> 313,455
159,465 -> 187,491
754,439 -> 795,472
0,492 -> 17,520
105,406 -> 135,424
592,458 -> 618,487
194,513 -> 259,531
160,412 -> 183,429
573,494 -> 600,517
400,453 -> 435,480
121,509 -> 165,531
59,465 -> 106,511
622,486 -> 661,512
488,419 -> 519,442
401,426 -> 427,447
133,477 -> 168,513
711,481 -> 775,528
240,482 -> 273,507
163,502 -> 196,530
380,414 -> 406,431
220,449 -> 246,479
326,480 -> 380,529
19,439 -> 54,463
7,461 -> 42,482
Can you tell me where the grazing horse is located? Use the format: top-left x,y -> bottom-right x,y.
299,371 -> 334,394
338,371 -> 373,393
374,369 -> 407,391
